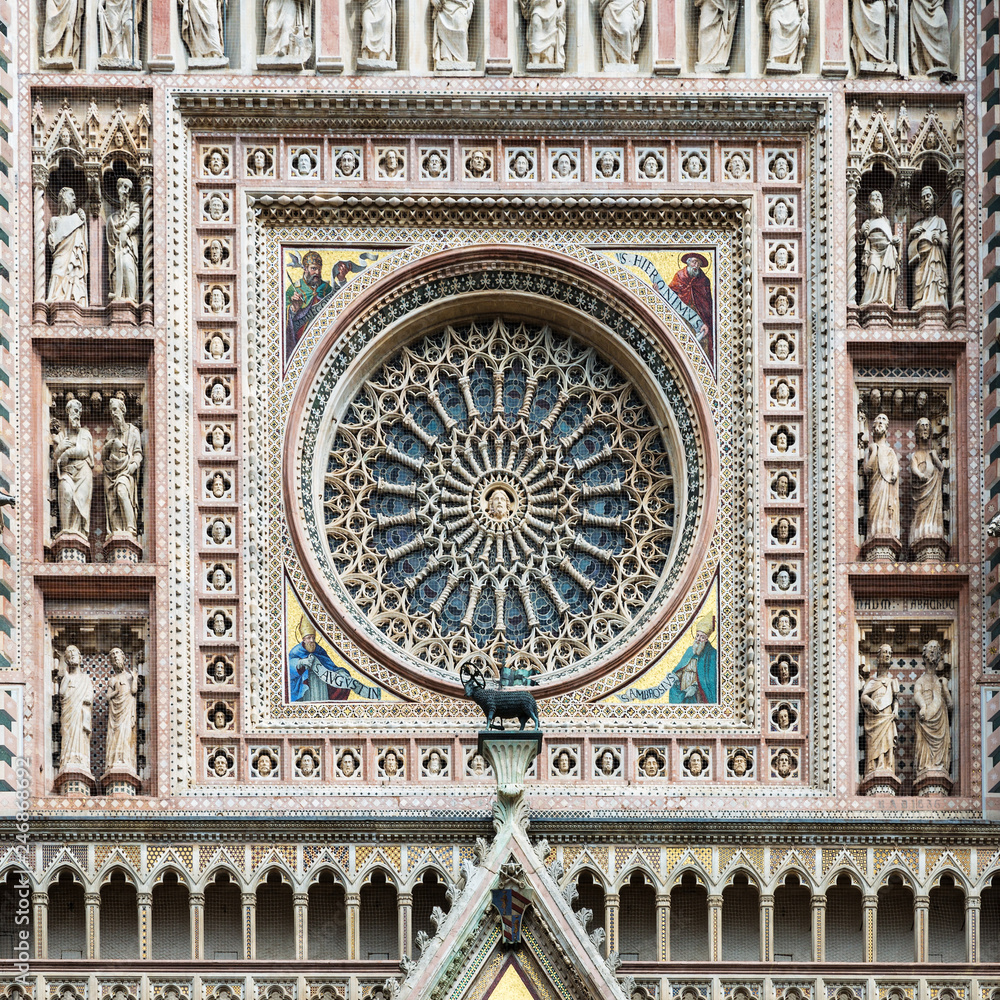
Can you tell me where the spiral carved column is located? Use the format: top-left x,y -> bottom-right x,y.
948,169 -> 965,315
140,168 -> 154,308
32,167 -> 48,306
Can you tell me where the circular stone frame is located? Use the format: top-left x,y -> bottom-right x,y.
284,245 -> 719,698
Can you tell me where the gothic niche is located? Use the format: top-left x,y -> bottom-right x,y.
849,0 -> 955,79
258,0 -> 314,70
45,377 -> 147,564
847,101 -> 965,329
47,618 -> 147,796
691,0 -> 740,73
31,99 -> 153,325
519,0 -> 566,71
855,373 -> 950,563
857,620 -> 954,797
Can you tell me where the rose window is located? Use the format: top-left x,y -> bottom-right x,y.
320,318 -> 682,679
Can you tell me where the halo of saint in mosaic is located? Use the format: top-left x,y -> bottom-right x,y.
321,318 -> 682,682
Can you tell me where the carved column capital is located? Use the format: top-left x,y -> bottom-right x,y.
965,895 -> 982,911
863,894 -> 879,908
811,894 -> 827,910
604,892 -> 620,908
397,892 -> 413,907
345,892 -> 361,907
188,892 -> 205,906
293,892 -> 309,907
759,893 -> 775,907
914,894 -> 930,908
85,892 -> 102,907
136,892 -> 153,907
31,891 -> 49,906
707,894 -> 724,907
241,892 -> 257,908
655,892 -> 671,908
32,164 -> 50,189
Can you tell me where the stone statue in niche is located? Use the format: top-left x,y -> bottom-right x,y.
107,178 -> 140,303
693,0 -> 739,72
600,0 -> 645,69
519,0 -> 566,68
859,189 -> 900,308
431,0 -> 475,69
53,398 -> 95,542
850,0 -> 896,73
909,416 -> 947,561
104,647 -> 139,773
908,186 -> 949,311
98,0 -> 144,67
261,0 -> 313,64
764,0 -> 808,73
57,645 -> 95,781
912,639 -> 952,794
47,187 -> 89,306
179,0 -> 226,61
357,0 -> 397,65
42,0 -> 83,68
860,643 -> 899,787
859,411 -> 900,560
910,0 -> 953,79
101,393 -> 143,540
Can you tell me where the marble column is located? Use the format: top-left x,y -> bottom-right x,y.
346,892 -> 361,960
397,891 -> 412,960
189,891 -> 205,959
948,168 -> 966,314
85,891 -> 101,959
31,891 -> 48,959
966,894 -> 980,962
707,894 -> 723,961
32,167 -> 49,316
811,894 -> 827,961
137,891 -> 152,959
863,894 -> 878,962
914,894 -> 929,962
759,893 -> 774,962
604,892 -> 620,957
139,168 -> 153,309
293,892 -> 309,959
241,891 -> 256,960
655,892 -> 671,961
846,170 -> 860,309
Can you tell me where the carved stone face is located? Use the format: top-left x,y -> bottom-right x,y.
427,751 -> 442,774
470,753 -> 485,775
731,752 -> 748,776
209,151 -> 224,175
776,432 -> 788,452
211,426 -> 226,451
773,201 -> 789,225
299,753 -> 316,776
775,612 -> 793,637
597,152 -> 615,177
383,751 -> 399,776
338,151 -> 357,176
385,149 -> 399,172
470,150 -> 487,175
211,474 -> 226,497
426,153 -> 444,177
211,520 -> 227,543
211,383 -> 226,405
776,569 -> 791,591
920,186 -> 936,214
208,195 -> 225,220
869,190 -> 884,215
212,613 -> 227,636
774,474 -> 790,497
728,155 -> 745,178
776,751 -> 793,777
685,155 -> 703,176
209,240 -> 224,265
556,751 -> 571,774
641,154 -> 659,178
66,399 -> 82,428
775,246 -> 789,268
775,380 -> 790,403
600,751 -> 614,775
210,288 -> 226,313
777,707 -> 790,729
257,754 -> 273,776
555,154 -> 572,177
210,335 -> 226,359
512,154 -> 530,178
776,518 -> 791,542
777,658 -> 791,684
916,417 -> 931,441
341,753 -> 356,777
213,660 -> 228,680
642,754 -> 659,776
687,751 -> 704,776
214,709 -> 227,729
212,568 -> 227,589
297,152 -> 314,175
873,412 -> 889,439
254,149 -> 267,172
878,642 -> 893,666
212,754 -> 228,776
774,337 -> 790,360
775,295 -> 789,315
772,156 -> 789,179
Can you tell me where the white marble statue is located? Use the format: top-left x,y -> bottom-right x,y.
104,648 -> 138,772
54,398 -> 94,538
693,0 -> 739,71
262,0 -> 313,62
180,0 -> 226,59
107,178 -> 140,303
913,639 -> 951,778
909,417 -> 946,557
431,0 -> 475,69
358,0 -> 396,62
861,643 -> 899,774
850,0 -> 894,72
764,0 -> 808,72
47,187 -> 89,306
859,189 -> 900,307
860,412 -> 900,550
600,0 -> 645,68
908,186 -> 949,309
98,0 -> 143,66
910,0 -> 951,78
42,0 -> 83,67
58,645 -> 94,775
519,0 -> 566,67
101,394 -> 143,538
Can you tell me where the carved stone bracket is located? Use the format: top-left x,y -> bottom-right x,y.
479,731 -> 542,837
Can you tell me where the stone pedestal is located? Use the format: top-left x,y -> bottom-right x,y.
861,533 -> 901,562
859,303 -> 893,328
917,303 -> 948,328
910,537 -> 948,563
52,531 -> 91,563
914,769 -> 952,797
357,56 -> 398,71
101,764 -> 141,795
188,55 -> 229,69
108,300 -> 140,326
859,767 -> 900,797
104,532 -> 142,565
479,731 -> 543,836
54,765 -> 95,796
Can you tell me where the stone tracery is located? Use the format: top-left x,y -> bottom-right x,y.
322,318 -> 680,678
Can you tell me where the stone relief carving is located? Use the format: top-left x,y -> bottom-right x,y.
47,187 -> 89,306
261,0 -> 313,66
56,645 -> 95,786
103,647 -> 139,778
179,0 -> 227,63
859,642 -> 899,793
859,411 -> 900,560
98,0 -> 144,68
909,416 -> 947,561
107,178 -> 140,303
693,0 -> 739,72
519,0 -> 566,69
357,0 -> 397,67
850,0 -> 896,74
912,639 -> 952,794
764,0 -> 808,73
908,186 -> 949,311
102,392 -> 143,541
600,0 -> 645,70
858,190 -> 900,307
431,0 -> 475,70
42,0 -> 84,68
53,397 -> 94,556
